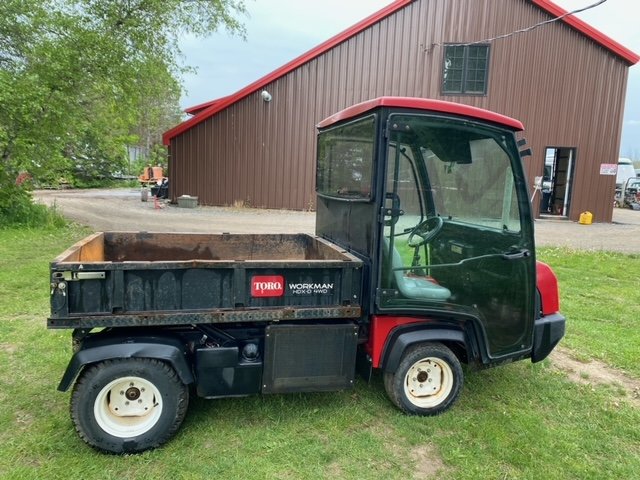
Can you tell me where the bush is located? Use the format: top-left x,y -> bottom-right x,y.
0,171 -> 66,228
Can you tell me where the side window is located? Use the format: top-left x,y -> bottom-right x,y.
316,115 -> 375,200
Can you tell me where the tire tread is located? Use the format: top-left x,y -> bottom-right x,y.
70,358 -> 189,454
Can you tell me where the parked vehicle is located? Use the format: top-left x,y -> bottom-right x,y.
616,158 -> 636,187
48,97 -> 565,453
139,165 -> 166,186
614,177 -> 640,209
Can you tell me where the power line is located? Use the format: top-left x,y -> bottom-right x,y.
429,0 -> 608,49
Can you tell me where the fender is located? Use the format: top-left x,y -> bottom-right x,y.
57,338 -> 194,392
382,328 -> 467,374
536,261 -> 560,315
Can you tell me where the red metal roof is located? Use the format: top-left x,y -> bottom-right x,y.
530,0 -> 639,65
164,0 -> 638,145
317,97 -> 525,130
184,95 -> 232,116
163,0 -> 414,145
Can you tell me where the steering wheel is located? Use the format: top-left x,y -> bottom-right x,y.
407,215 -> 444,247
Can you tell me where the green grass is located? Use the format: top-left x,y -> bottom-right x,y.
0,229 -> 638,479
538,248 -> 640,377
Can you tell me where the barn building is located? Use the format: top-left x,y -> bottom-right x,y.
163,0 -> 639,222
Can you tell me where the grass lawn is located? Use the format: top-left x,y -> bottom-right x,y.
0,228 -> 638,479
538,248 -> 640,377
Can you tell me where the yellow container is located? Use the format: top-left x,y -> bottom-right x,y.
579,211 -> 593,225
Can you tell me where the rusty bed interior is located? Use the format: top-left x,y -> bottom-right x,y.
53,232 -> 356,264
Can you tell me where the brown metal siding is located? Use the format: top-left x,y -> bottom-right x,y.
171,0 -> 630,221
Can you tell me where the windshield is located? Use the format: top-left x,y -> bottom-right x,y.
388,114 -> 522,233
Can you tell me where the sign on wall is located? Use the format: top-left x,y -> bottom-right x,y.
599,164 -> 617,175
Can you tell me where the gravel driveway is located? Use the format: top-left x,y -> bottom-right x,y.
35,188 -> 640,253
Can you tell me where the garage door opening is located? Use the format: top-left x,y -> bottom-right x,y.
540,147 -> 575,217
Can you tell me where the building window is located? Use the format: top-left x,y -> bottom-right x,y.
442,44 -> 490,95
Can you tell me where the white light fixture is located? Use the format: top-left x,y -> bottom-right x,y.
261,90 -> 272,102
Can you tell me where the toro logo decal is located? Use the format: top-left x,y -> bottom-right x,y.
251,275 -> 284,297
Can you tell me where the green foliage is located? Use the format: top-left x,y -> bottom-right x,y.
0,229 -> 638,479
0,0 -> 246,209
0,168 -> 66,228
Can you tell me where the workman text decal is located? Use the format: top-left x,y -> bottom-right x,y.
288,282 -> 334,295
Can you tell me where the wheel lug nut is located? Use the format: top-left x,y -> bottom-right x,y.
120,391 -> 124,395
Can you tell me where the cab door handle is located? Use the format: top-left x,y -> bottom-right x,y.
501,249 -> 530,260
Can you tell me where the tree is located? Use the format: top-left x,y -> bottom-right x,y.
0,0 -> 245,199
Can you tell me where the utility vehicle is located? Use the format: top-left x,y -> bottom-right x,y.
49,97 -> 565,453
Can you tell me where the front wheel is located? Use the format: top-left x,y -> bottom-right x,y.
70,358 -> 189,454
384,343 -> 463,415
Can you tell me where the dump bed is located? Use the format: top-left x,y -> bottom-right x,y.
49,232 -> 363,329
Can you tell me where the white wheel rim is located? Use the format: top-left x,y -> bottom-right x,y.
403,357 -> 454,408
94,376 -> 163,438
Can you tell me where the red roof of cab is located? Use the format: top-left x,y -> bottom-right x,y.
317,97 -> 525,130
164,0 -> 638,145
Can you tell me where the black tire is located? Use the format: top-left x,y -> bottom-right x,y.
384,342 -> 463,416
70,358 -> 189,454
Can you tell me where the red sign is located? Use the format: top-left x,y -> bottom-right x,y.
251,275 -> 284,297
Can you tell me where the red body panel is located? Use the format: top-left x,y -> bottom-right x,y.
536,261 -> 560,315
366,315 -> 426,368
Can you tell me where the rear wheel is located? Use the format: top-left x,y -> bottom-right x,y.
384,343 -> 463,415
71,358 -> 189,453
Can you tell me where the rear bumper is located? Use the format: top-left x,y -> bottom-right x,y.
531,313 -> 565,363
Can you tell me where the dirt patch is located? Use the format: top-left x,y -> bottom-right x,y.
0,343 -> 17,355
326,462 -> 344,478
549,348 -> 640,407
409,443 -> 448,479
15,411 -> 34,430
365,414 -> 448,477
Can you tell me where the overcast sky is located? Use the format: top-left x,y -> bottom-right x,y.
179,0 -> 640,157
